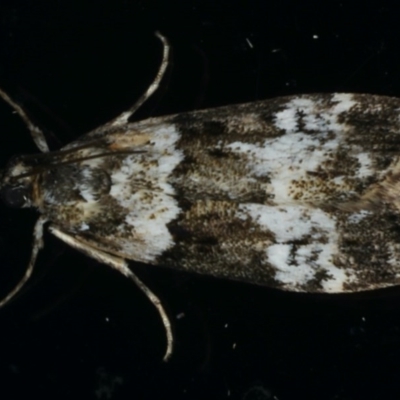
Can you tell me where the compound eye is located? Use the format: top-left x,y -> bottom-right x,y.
0,185 -> 30,208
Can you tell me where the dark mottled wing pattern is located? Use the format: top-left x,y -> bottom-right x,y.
40,93 -> 400,293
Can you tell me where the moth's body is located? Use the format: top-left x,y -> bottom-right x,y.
3,34 -> 400,360
4,92 -> 400,295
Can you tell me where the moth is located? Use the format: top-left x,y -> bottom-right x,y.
1,32 -> 400,360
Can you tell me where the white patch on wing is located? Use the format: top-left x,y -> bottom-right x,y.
223,94 -> 374,202
355,152 -> 374,176
347,210 -> 371,224
275,94 -> 357,133
79,222 -> 90,231
109,123 -> 184,261
79,185 -> 97,202
225,132 -> 338,201
331,93 -> 357,113
237,203 -> 356,292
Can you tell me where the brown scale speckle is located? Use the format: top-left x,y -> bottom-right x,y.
335,206 -> 400,291
162,200 -> 281,287
10,93 -> 400,294
301,269 -> 333,292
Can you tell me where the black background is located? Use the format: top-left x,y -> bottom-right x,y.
0,1 -> 400,399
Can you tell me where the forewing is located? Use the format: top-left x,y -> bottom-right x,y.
51,93 -> 400,293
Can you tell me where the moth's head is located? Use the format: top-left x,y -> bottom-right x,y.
0,155 -> 37,208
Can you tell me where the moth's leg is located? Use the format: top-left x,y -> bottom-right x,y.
0,87 -> 49,153
49,225 -> 173,361
108,32 -> 170,128
0,216 -> 47,307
